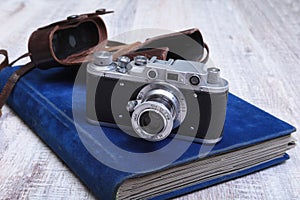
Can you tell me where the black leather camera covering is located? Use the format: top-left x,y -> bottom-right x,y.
86,75 -> 228,141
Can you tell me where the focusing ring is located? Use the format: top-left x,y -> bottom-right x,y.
131,101 -> 173,141
136,82 -> 187,128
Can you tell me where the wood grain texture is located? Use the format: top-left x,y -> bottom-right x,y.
0,0 -> 299,199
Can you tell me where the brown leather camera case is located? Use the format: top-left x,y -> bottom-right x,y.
28,9 -> 111,69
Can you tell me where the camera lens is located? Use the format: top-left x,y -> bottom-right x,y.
130,83 -> 187,142
139,111 -> 165,135
132,101 -> 172,141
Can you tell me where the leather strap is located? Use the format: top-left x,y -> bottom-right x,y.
0,53 -> 34,118
9,52 -> 31,66
200,43 -> 209,63
112,42 -> 142,61
0,49 -> 9,71
106,40 -> 209,63
106,40 -> 126,47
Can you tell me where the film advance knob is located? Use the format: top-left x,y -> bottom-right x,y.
93,51 -> 113,66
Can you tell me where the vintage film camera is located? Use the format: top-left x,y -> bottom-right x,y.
86,51 -> 228,143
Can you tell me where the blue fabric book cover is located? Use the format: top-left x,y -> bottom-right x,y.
0,65 -> 296,200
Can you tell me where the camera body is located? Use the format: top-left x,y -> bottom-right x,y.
86,52 -> 228,143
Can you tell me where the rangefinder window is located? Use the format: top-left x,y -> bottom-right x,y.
52,22 -> 99,60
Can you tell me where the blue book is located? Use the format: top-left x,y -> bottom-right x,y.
0,66 -> 296,200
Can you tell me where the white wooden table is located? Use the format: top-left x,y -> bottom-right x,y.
0,0 -> 299,199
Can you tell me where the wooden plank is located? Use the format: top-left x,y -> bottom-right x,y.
0,0 -> 299,199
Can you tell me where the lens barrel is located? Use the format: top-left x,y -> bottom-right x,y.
130,83 -> 186,141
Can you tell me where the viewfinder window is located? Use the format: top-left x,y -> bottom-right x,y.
167,73 -> 179,81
